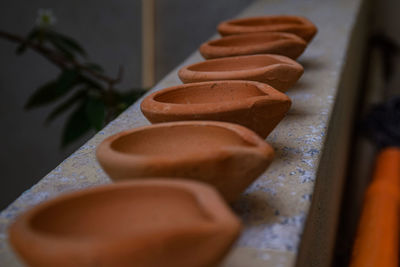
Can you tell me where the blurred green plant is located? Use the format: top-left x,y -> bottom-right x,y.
0,9 -> 145,147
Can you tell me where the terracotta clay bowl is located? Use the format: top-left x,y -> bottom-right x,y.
178,54 -> 304,92
199,32 -> 307,60
217,15 -> 318,43
9,180 -> 241,267
140,80 -> 291,138
96,121 -> 274,202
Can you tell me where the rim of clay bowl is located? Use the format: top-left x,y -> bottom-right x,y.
217,15 -> 317,42
199,32 -> 306,59
96,121 -> 273,167
141,80 -> 290,118
178,54 -> 303,83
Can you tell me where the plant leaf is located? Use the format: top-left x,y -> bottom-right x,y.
45,90 -> 87,123
49,37 -> 75,59
114,89 -> 146,115
47,31 -> 87,57
78,73 -> 103,90
25,69 -> 79,109
84,63 -> 104,73
85,97 -> 105,130
61,102 -> 91,147
119,89 -> 146,105
57,69 -> 79,91
16,29 -> 39,55
25,80 -> 59,109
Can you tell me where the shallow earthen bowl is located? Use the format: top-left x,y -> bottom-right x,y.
217,15 -> 318,43
199,32 -> 307,59
178,54 -> 304,92
96,121 -> 274,202
8,180 -> 242,267
141,80 -> 291,138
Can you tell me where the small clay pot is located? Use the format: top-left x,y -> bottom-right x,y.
96,121 -> 274,202
178,54 -> 304,92
217,15 -> 318,43
9,179 -> 242,267
140,80 -> 291,138
199,32 -> 306,60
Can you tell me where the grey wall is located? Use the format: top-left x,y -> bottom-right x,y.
0,0 -> 253,209
155,0 -> 252,80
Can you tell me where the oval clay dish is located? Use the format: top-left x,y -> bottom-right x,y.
96,121 -> 274,202
140,80 -> 291,138
199,32 -> 307,60
217,15 -> 318,43
9,180 -> 242,267
178,54 -> 304,92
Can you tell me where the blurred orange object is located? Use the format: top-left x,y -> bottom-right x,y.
350,147 -> 400,267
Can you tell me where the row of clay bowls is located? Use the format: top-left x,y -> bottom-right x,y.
9,15 -> 317,267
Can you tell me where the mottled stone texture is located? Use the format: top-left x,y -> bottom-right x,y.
0,0 -> 363,266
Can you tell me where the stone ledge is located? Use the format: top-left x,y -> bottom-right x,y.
0,0 -> 366,266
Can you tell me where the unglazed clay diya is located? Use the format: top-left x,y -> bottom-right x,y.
218,15 -> 318,43
9,180 -> 242,267
199,32 -> 306,60
140,80 -> 291,138
96,121 -> 274,202
178,54 -> 304,92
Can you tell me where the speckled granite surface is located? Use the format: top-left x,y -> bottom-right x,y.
0,0 -> 363,266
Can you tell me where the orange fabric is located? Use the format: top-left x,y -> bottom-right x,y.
350,147 -> 400,267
